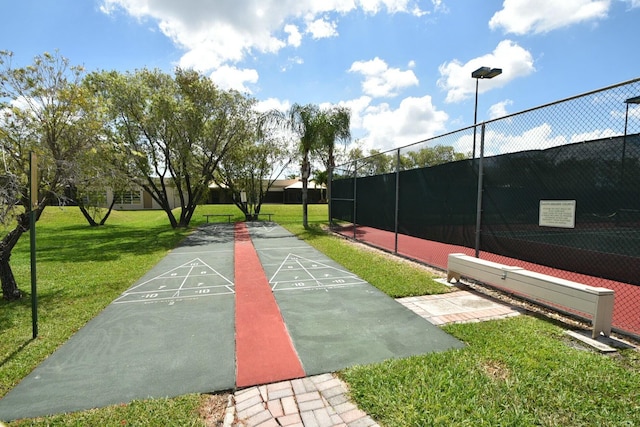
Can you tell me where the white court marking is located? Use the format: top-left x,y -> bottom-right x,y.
270,253 -> 367,292
113,258 -> 234,305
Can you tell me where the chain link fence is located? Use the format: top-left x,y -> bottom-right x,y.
331,78 -> 640,338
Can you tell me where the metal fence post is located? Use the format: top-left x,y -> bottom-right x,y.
353,159 -> 357,240
328,165 -> 333,225
474,123 -> 486,258
394,148 -> 400,254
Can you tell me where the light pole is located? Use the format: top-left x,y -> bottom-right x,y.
471,66 -> 502,159
621,95 -> 640,185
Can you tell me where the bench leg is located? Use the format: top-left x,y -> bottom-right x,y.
447,271 -> 460,283
592,294 -> 614,338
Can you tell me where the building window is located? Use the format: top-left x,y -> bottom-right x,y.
113,190 -> 142,205
82,191 -> 108,206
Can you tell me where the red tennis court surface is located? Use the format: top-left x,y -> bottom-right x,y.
334,225 -> 640,338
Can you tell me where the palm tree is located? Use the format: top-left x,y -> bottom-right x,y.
286,103 -> 321,228
284,104 -> 351,228
312,169 -> 328,201
315,106 -> 351,223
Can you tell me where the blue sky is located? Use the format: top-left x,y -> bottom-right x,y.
2,0 -> 639,152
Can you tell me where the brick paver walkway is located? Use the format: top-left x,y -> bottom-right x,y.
397,290 -> 522,326
226,289 -> 523,426
231,373 -> 379,427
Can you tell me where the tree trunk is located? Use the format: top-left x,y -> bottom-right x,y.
78,204 -> 99,226
99,197 -> 117,226
78,195 -> 117,226
327,148 -> 334,224
0,256 -> 21,300
302,157 -> 309,229
302,178 -> 308,228
0,213 -> 30,300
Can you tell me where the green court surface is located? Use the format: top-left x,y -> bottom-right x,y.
0,223 -> 462,422
0,225 -> 237,421
247,224 -> 464,374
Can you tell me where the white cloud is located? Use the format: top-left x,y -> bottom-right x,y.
251,93 -> 448,152
306,18 -> 338,39
438,40 -> 535,103
625,0 -> 640,8
431,0 -> 448,12
569,128 -> 617,143
488,99 -> 513,119
100,0 -> 329,71
100,0 -> 429,72
452,123 -> 621,157
331,96 -> 373,130
9,96 -> 34,111
99,0 -> 440,97
284,24 -> 302,47
255,97 -> 291,113
489,0 -> 611,35
357,95 -> 449,151
358,0 -> 427,16
489,124 -> 566,155
610,102 -> 640,123
349,57 -> 419,98
209,66 -> 258,93
280,56 -> 304,72
451,123 -> 566,156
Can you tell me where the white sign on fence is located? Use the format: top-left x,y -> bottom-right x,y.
539,200 -> 576,228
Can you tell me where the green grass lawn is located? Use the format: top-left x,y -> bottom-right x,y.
342,316 -> 640,426
1,204 -> 639,426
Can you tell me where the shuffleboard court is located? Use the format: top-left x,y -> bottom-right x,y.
246,223 -> 464,375
0,221 -> 464,422
0,224 -> 237,422
234,222 -> 305,387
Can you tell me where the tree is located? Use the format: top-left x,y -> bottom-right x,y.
0,51 -> 91,299
285,103 -> 322,229
86,68 -> 253,228
215,111 -> 292,219
313,106 -> 351,220
360,149 -> 394,176
63,78 -> 127,226
314,106 -> 351,171
312,169 -> 328,201
281,104 -> 351,228
70,144 -> 129,226
401,145 -> 467,169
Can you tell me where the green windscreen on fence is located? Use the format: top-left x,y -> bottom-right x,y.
397,160 -> 477,248
480,134 -> 640,285
331,133 -> 640,286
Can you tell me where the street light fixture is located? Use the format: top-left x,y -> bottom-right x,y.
621,95 -> 640,184
472,67 -> 503,79
471,66 -> 502,159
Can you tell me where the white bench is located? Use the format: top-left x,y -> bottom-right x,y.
446,253 -> 615,338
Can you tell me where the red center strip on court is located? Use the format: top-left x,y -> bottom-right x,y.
234,222 -> 305,388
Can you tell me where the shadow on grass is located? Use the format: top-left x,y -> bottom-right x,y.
0,297 -> 37,373
0,338 -> 33,369
284,223 -> 328,240
0,297 -> 31,337
35,223 -> 190,263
